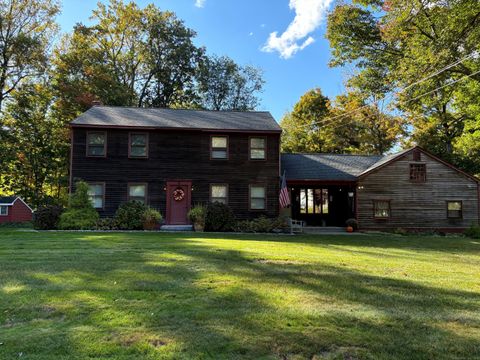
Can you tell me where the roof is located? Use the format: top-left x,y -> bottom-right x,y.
0,196 -> 18,205
70,106 -> 282,132
281,153 -> 383,181
357,148 -> 412,177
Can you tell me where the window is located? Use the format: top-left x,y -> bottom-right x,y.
250,185 -> 266,210
250,137 -> 266,160
129,133 -> 148,158
0,205 -> 8,216
410,163 -> 426,182
86,132 -> 106,157
88,183 -> 105,209
211,136 -> 228,159
447,201 -> 462,219
300,188 -> 329,214
374,200 -> 390,219
210,184 -> 228,204
128,184 -> 147,204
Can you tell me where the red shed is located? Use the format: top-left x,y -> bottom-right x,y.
0,196 -> 33,224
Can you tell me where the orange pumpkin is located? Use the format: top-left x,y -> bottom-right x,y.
346,226 -> 354,233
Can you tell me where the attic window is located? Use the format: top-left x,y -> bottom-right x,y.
410,163 -> 426,182
412,149 -> 421,161
0,205 -> 8,216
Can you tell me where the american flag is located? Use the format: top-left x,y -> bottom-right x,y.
279,171 -> 290,208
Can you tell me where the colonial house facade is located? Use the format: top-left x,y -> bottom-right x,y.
70,106 -> 480,231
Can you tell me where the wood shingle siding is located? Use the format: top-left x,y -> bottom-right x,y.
357,150 -> 479,230
71,128 -> 280,219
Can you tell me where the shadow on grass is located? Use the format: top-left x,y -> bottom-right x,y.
0,232 -> 479,359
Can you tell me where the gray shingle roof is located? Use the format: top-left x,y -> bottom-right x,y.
70,106 -> 281,132
0,196 -> 17,205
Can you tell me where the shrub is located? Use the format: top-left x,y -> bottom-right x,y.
94,217 -> 119,231
234,216 -> 290,233
188,204 -> 207,224
465,224 -> 480,239
271,216 -> 290,233
58,181 -> 99,230
143,208 -> 162,230
205,202 -> 235,232
115,201 -> 148,230
345,218 -> 359,231
34,205 -> 64,230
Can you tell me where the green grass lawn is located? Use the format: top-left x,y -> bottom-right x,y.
0,230 -> 479,359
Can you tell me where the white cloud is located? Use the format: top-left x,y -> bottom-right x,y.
195,0 -> 206,8
249,32 -> 254,36
262,0 -> 333,59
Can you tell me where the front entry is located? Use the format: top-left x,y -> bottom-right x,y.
166,181 -> 192,225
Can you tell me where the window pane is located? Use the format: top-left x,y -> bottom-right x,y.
88,184 -> 103,196
0,206 -> 7,215
307,189 -> 314,214
88,145 -> 105,156
211,150 -> 227,159
131,134 -> 146,146
250,149 -> 265,159
211,197 -> 227,204
251,186 -> 265,198
250,138 -> 265,148
211,185 -> 227,198
130,146 -> 146,157
322,189 -> 329,214
374,201 -> 389,217
251,198 -> 265,210
448,202 -> 461,211
314,189 -> 321,214
88,133 -> 105,145
212,137 -> 227,148
93,196 -> 103,208
129,185 -> 146,197
300,189 -> 306,214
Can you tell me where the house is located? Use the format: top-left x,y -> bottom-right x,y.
281,147 -> 480,231
69,106 -> 281,225
69,106 -> 480,231
0,196 -> 33,224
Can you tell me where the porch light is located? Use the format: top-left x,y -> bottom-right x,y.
348,192 -> 354,197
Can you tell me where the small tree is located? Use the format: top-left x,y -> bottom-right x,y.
58,181 -> 99,230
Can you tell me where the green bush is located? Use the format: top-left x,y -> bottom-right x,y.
465,224 -> 480,239
234,216 -> 290,233
205,202 -> 236,232
115,201 -> 148,230
94,217 -> 119,231
58,181 -> 99,230
34,205 -> 64,230
143,208 -> 162,230
188,204 -> 207,224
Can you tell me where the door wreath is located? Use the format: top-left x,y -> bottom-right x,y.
173,188 -> 185,201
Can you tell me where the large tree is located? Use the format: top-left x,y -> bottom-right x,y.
326,0 -> 480,172
0,0 -> 59,112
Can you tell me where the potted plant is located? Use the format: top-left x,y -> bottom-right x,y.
188,204 -> 207,232
143,208 -> 162,230
345,218 -> 358,233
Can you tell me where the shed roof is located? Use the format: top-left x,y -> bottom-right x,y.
0,196 -> 17,205
70,106 -> 282,132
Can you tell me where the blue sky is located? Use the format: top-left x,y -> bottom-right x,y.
58,0 -> 343,122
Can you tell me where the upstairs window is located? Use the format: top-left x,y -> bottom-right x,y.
128,184 -> 147,204
447,201 -> 462,219
129,133 -> 148,158
410,163 -> 426,182
250,185 -> 266,210
250,137 -> 266,160
210,184 -> 228,204
374,200 -> 390,219
211,136 -> 228,159
0,205 -> 8,216
88,183 -> 105,209
87,132 -> 106,157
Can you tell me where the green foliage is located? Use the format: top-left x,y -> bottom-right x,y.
188,204 -> 207,224
94,217 -> 119,231
345,218 -> 359,231
33,205 -> 64,230
464,224 -> 480,239
205,202 -> 236,232
58,181 -> 99,230
114,201 -> 149,230
142,208 -> 162,230
234,216 -> 289,233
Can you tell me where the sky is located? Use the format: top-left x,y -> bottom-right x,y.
58,0 -> 344,122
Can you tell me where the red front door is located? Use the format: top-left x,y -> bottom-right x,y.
166,181 -> 192,225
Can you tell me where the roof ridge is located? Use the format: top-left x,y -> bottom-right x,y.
93,105 -> 271,114
281,152 -> 383,157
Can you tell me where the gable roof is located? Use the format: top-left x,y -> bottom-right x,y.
0,196 -> 18,205
281,153 -> 383,181
70,106 -> 282,132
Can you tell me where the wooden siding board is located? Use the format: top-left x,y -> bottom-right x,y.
71,128 -> 280,219
357,150 -> 478,229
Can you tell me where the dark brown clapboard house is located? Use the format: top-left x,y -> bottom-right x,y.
69,106 -> 282,227
69,106 -> 480,231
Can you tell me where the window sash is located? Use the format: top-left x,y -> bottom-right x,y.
250,186 -> 266,210
87,132 -> 106,156
129,133 -> 148,158
128,184 -> 147,204
410,163 -> 426,182
447,201 -> 462,219
88,184 -> 104,209
374,201 -> 390,218
0,206 -> 8,215
250,138 -> 266,160
211,136 -> 228,159
210,185 -> 228,204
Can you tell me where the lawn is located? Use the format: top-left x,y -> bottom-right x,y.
0,230 -> 479,359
